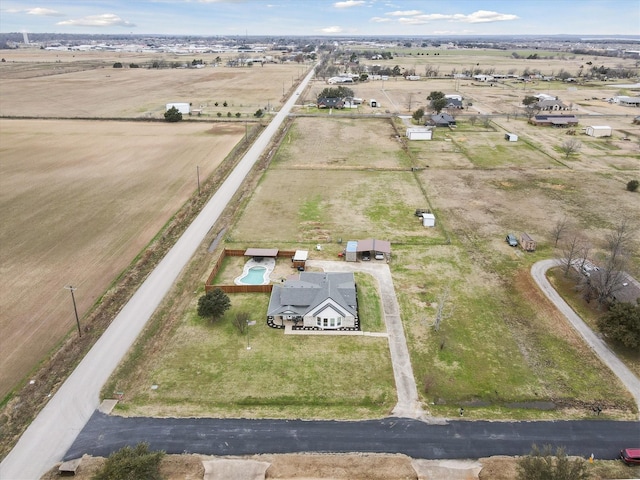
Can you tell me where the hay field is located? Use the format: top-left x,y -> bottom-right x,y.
0,48 -> 308,118
0,118 -> 244,398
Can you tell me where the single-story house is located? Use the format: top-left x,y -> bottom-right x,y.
612,96 -> 640,107
473,74 -> 494,82
427,113 -> 456,127
267,272 -> 358,330
536,99 -> 569,111
529,114 -> 579,127
588,271 -> 640,305
317,97 -> 345,109
586,125 -> 612,137
406,127 -> 433,140
444,99 -> 464,109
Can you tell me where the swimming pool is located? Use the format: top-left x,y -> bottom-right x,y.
237,266 -> 267,285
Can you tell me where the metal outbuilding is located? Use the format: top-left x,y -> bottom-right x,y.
345,241 -> 358,262
406,128 -> 433,140
166,102 -> 191,114
504,133 -> 518,142
585,125 -> 612,137
421,213 -> 436,227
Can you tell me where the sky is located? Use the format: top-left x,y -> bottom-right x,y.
1,0 -> 639,37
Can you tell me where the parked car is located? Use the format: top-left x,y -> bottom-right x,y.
620,448 -> 640,466
362,254 -> 371,261
375,253 -> 384,260
506,233 -> 518,247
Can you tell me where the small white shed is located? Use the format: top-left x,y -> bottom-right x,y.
585,125 -> 612,137
406,128 -> 433,141
166,102 -> 190,114
369,99 -> 378,107
504,133 -> 518,142
421,213 -> 436,227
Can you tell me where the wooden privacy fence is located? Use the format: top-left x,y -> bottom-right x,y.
205,248 -> 296,292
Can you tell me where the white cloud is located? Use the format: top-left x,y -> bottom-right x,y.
27,8 -> 64,16
334,0 -> 365,8
386,10 -> 422,16
320,25 -> 343,33
370,16 -> 391,23
394,9 -> 518,25
456,10 -> 519,23
57,14 -> 135,27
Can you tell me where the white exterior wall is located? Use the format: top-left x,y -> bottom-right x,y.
303,301 -> 355,329
406,128 -> 432,140
586,126 -> 612,137
422,213 -> 436,227
166,102 -> 190,114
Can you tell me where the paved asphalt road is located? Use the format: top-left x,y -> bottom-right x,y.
66,412 -> 639,462
0,68 -> 317,480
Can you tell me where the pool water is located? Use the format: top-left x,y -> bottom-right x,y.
239,266 -> 267,285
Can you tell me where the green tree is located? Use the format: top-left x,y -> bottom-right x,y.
163,106 -> 182,123
92,442 -> 164,480
412,108 -> 424,122
392,65 -> 401,76
316,85 -> 354,100
254,109 -> 264,118
597,301 -> 640,349
197,288 -> 231,322
431,98 -> 447,114
627,179 -> 639,192
523,95 -> 540,119
517,445 -> 589,480
427,91 -> 445,101
113,62 -> 123,68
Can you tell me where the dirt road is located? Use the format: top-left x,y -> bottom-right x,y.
0,68 -> 317,480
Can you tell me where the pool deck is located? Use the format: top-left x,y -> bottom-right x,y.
234,258 -> 275,285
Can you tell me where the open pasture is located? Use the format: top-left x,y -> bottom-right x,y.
0,48 -> 308,119
0,118 -> 244,398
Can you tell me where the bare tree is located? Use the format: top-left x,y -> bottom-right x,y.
560,139 -> 582,159
551,216 -> 570,247
560,232 -> 583,277
591,219 -> 634,305
232,311 -> 250,334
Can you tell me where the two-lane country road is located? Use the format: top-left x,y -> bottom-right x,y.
0,67 -> 317,480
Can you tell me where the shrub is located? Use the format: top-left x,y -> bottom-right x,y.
517,445 -> 588,480
235,112 -> 241,118
112,62 -> 123,68
92,442 -> 164,480
627,179 -> 639,192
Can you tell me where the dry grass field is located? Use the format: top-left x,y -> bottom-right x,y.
0,118 -> 244,399
0,49 -> 313,400
0,48 -> 307,119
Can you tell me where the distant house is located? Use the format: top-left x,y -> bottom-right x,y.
317,97 -> 345,109
427,113 -> 456,127
618,96 -> 640,107
444,98 -> 464,109
536,99 -> 569,111
473,74 -> 494,82
529,114 -> 578,127
267,272 -> 358,330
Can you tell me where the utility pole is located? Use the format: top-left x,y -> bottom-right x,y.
196,166 -> 201,196
64,285 -> 81,337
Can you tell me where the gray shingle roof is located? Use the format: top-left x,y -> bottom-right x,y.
267,272 -> 357,317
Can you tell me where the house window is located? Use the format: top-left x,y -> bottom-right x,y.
316,317 -> 321,327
